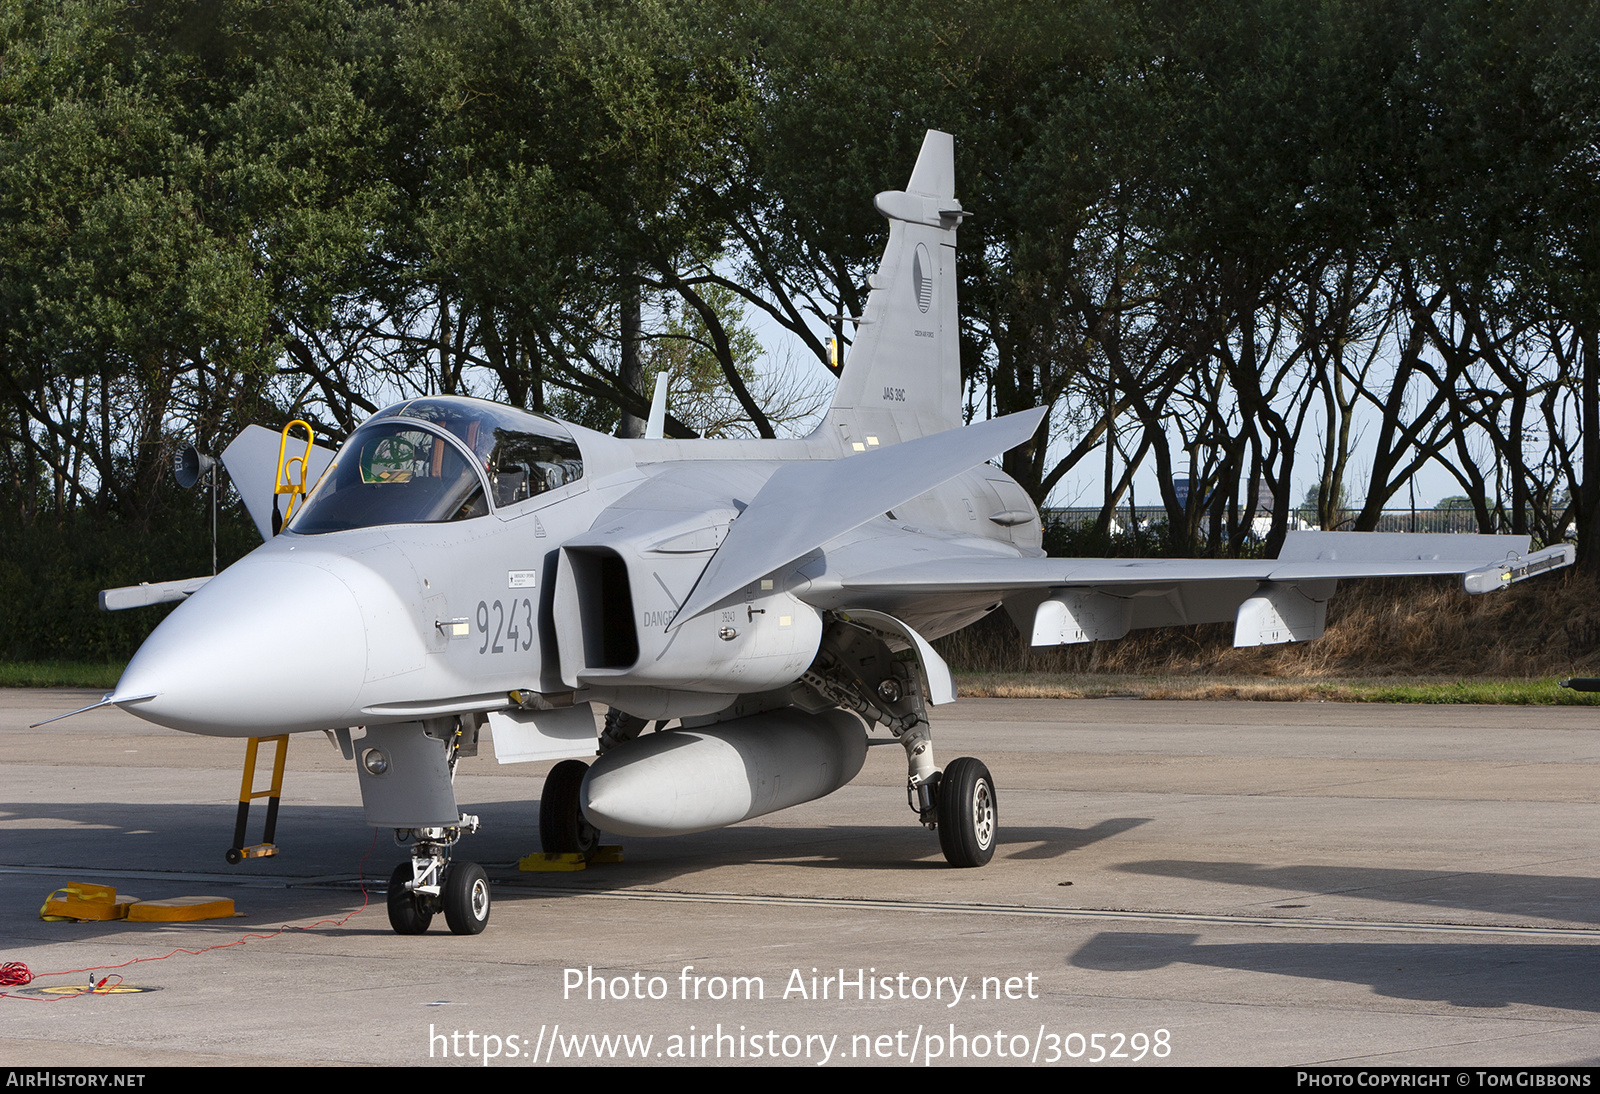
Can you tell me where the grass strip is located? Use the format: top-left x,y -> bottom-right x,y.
0,661 -> 126,689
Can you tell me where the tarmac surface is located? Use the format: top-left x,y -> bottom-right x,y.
2,688 -> 1599,1067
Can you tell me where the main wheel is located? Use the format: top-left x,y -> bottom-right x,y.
442,861 -> 490,935
540,759 -> 599,856
387,862 -> 433,934
937,757 -> 997,868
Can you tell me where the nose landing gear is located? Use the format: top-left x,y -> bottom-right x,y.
387,862 -> 434,934
385,817 -> 489,935
441,861 -> 491,935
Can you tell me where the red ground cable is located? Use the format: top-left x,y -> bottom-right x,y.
2,829 -> 380,1001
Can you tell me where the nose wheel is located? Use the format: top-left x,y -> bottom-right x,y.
442,861 -> 491,935
387,862 -> 435,934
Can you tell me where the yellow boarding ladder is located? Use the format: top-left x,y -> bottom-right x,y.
227,735 -> 288,864
271,419 -> 314,535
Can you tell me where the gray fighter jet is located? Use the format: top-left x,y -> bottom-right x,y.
90,131 -> 1573,935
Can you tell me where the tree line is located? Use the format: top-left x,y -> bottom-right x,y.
3,0 -> 1597,566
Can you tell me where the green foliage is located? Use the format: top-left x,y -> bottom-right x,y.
0,498 -> 259,662
1,0 -> 1595,575
369,0 -> 753,409
1042,511 -> 1179,560
1302,481 -> 1351,513
0,0 -> 385,521
643,286 -> 763,438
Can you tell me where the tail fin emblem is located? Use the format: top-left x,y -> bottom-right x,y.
914,244 -> 933,313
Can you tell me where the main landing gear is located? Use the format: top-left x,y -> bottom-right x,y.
799,615 -> 1001,869
905,724 -> 998,868
539,758 -> 599,856
386,818 -> 490,935
934,757 -> 997,868
537,708 -> 647,857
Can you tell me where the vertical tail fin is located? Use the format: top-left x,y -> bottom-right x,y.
816,130 -> 968,448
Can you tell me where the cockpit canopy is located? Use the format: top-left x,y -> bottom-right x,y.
290,397 -> 584,534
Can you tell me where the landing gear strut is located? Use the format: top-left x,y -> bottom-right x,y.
799,614 -> 1002,868
905,729 -> 998,868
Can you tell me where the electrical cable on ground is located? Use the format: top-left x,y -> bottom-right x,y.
2,830 -> 380,1002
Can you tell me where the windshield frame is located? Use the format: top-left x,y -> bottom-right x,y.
286,417 -> 493,535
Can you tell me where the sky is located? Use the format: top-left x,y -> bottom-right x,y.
745,298 -> 1481,514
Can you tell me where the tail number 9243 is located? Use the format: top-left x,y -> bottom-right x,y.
477,598 -> 534,654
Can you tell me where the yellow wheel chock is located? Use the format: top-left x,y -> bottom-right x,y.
518,847 -> 624,872
40,883 -> 135,921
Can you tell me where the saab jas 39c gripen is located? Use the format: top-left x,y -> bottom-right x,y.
78,131 -> 1573,935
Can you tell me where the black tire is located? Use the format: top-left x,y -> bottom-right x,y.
387,862 -> 432,935
224,848 -> 243,865
540,759 -> 598,856
937,757 -> 997,868
442,861 -> 491,935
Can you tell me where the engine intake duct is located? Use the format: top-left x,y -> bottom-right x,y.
554,546 -> 639,671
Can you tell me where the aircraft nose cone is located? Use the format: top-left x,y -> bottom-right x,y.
114,556 -> 369,735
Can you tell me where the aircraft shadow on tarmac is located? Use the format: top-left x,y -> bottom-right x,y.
1115,859 -> 1600,927
3,799 -> 1147,900
999,817 -> 1150,859
1071,931 -> 1600,1015
487,817 -> 1152,880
